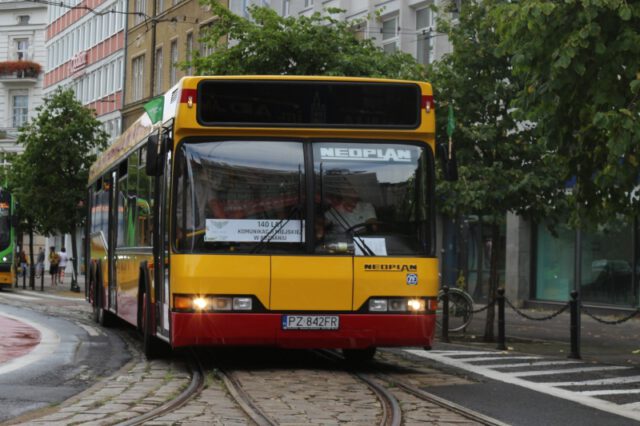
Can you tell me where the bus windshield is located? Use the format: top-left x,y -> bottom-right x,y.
174,140 -> 432,256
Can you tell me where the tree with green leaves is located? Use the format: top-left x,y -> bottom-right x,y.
11,88 -> 108,290
188,4 -> 426,80
495,0 -> 640,228
429,0 -> 566,340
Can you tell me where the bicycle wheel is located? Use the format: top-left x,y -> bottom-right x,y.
437,288 -> 474,332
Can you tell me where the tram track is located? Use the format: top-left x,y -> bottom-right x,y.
315,349 -> 505,426
216,366 -> 279,426
115,350 -> 205,426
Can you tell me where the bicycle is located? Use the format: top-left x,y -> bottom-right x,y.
436,287 -> 474,332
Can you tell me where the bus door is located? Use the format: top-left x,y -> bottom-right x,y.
152,130 -> 172,339
108,170 -> 118,312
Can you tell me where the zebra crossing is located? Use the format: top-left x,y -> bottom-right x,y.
407,348 -> 640,422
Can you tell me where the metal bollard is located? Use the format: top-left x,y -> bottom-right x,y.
22,269 -> 26,289
441,286 -> 450,343
569,290 -> 581,359
497,288 -> 506,350
40,267 -> 44,291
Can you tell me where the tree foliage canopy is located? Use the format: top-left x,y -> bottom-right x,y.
495,0 -> 640,226
10,88 -> 108,236
189,3 -> 426,80
429,0 -> 566,226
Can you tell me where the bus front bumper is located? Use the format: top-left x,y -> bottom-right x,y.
170,312 -> 435,349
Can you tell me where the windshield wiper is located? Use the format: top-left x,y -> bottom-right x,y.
250,205 -> 302,254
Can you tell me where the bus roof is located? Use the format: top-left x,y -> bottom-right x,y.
88,113 -> 160,184
88,76 -> 434,184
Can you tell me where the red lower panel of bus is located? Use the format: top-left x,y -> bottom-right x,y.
170,313 -> 435,349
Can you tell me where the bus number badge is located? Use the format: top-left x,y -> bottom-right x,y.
406,273 -> 418,285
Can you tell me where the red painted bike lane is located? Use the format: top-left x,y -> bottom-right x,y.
0,315 -> 41,364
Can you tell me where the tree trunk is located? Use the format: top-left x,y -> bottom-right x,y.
483,223 -> 501,342
28,220 -> 34,289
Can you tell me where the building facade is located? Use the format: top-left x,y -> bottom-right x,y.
121,0 -> 224,129
0,0 -> 47,159
230,0 -> 452,67
44,0 -> 127,142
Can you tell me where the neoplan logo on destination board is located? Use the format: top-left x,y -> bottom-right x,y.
364,264 -> 417,272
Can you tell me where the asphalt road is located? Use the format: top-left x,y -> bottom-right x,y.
0,302 -> 130,422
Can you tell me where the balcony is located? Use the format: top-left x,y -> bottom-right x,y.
0,61 -> 41,85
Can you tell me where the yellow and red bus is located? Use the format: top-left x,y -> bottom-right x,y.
87,76 -> 440,360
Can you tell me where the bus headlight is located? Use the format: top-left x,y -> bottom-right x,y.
367,297 -> 428,313
173,294 -> 256,312
233,297 -> 252,311
369,299 -> 388,312
388,298 -> 408,312
407,299 -> 426,312
193,297 -> 208,311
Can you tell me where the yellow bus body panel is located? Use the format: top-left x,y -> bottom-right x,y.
353,258 -> 439,310
170,254 -> 271,308
270,257 -> 353,311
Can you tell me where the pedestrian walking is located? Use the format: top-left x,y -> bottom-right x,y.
58,247 -> 68,285
49,246 -> 59,287
36,247 -> 45,278
18,250 -> 27,278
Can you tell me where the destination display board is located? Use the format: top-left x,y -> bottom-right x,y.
197,80 -> 421,129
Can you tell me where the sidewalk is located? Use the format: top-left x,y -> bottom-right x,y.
438,302 -> 640,367
10,272 -> 85,299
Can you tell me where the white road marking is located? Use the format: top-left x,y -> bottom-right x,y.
0,309 -> 60,375
408,349 -> 640,422
580,389 -> 640,396
480,360 -> 580,369
545,375 -> 640,387
0,292 -> 39,301
511,365 -> 629,377
453,355 -> 541,362
77,323 -> 101,337
429,350 -> 498,356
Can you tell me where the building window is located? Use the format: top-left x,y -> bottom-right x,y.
416,7 -> 433,65
14,38 -> 29,60
132,55 -> 145,101
18,15 -> 30,25
154,47 -> 163,95
304,0 -> 313,7
135,0 -> 146,24
535,221 -> 636,306
170,40 -> 178,85
381,16 -> 399,54
186,32 -> 193,75
156,0 -> 164,14
282,0 -> 290,16
12,93 -> 29,128
200,23 -> 214,57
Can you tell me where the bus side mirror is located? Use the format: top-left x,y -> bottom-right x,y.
437,143 -> 458,181
145,135 -> 160,176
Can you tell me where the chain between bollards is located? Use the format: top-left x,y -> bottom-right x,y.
497,288 -> 506,350
441,286 -> 450,343
569,290 -> 581,359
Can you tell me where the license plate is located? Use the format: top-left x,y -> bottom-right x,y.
282,315 -> 340,330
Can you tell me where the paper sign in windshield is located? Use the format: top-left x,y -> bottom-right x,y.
205,219 -> 305,243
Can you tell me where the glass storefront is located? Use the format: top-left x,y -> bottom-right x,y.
535,220 -> 638,306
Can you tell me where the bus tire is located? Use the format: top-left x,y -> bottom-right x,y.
342,347 -> 377,364
140,266 -> 157,359
95,262 -> 114,327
